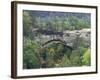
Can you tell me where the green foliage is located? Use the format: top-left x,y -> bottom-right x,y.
23,11 -> 37,40
23,37 -> 91,69
23,11 -> 90,33
23,11 -> 31,36
77,19 -> 90,29
23,11 -> 91,69
67,16 -> 79,30
60,55 -> 71,67
82,49 -> 91,66
23,38 -> 40,69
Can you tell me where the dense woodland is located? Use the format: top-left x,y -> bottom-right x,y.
23,10 -> 91,69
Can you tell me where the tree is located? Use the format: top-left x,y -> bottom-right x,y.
23,38 -> 41,69
62,18 -> 71,30
82,49 -> 91,66
23,11 -> 32,36
77,19 -> 90,29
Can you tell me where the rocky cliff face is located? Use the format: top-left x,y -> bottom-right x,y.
63,29 -> 91,48
35,28 -> 91,48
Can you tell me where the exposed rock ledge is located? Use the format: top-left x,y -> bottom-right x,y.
35,28 -> 91,48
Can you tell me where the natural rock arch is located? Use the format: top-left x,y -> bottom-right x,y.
42,39 -> 73,50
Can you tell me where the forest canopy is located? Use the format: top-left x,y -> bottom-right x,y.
23,10 -> 91,69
